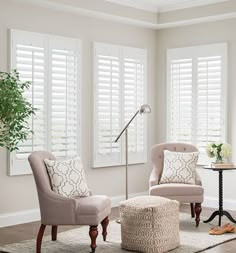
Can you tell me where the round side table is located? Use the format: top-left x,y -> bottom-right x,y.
203,165 -> 236,226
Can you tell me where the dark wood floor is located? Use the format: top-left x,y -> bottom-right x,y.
0,205 -> 236,252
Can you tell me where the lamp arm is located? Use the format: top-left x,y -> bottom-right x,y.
115,110 -> 139,142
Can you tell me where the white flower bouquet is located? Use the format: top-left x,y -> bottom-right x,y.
206,142 -> 232,163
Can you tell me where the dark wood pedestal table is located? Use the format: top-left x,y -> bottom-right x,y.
203,165 -> 236,226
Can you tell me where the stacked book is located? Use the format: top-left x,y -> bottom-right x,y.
211,163 -> 235,168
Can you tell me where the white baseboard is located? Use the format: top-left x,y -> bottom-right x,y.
0,191 -> 148,228
0,209 -> 40,228
203,196 -> 236,211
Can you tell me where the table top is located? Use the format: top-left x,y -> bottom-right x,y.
204,165 -> 236,171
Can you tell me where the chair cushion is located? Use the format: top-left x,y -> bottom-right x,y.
76,195 -> 111,215
75,195 -> 111,225
159,150 -> 199,185
44,157 -> 90,198
149,183 -> 204,196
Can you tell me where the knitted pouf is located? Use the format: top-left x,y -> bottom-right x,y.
120,196 -> 180,253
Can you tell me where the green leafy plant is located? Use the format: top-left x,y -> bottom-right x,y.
206,142 -> 232,163
0,70 -> 37,152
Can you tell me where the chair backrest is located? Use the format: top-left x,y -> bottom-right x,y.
28,151 -> 55,197
151,143 -> 198,182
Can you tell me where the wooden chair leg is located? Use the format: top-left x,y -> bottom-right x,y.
195,203 -> 202,227
101,216 -> 109,241
190,203 -> 195,218
89,226 -> 98,253
51,225 -> 58,241
37,224 -> 46,253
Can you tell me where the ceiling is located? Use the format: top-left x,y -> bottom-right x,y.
105,0 -> 229,12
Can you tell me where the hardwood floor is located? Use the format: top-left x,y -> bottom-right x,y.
0,205 -> 236,252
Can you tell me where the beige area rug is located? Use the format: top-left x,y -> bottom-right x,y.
1,213 -> 236,253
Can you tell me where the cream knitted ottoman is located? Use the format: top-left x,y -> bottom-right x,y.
120,196 -> 180,253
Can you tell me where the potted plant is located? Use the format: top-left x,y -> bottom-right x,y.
0,70 -> 37,152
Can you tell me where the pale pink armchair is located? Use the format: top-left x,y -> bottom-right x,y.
149,143 -> 204,227
28,151 -> 111,253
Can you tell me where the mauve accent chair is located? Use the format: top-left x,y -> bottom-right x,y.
149,143 -> 204,227
28,151 -> 111,253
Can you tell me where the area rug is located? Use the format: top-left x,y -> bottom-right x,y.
1,213 -> 236,253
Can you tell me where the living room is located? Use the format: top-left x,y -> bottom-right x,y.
0,0 -> 236,252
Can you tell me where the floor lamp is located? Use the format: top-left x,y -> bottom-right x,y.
115,104 -> 151,222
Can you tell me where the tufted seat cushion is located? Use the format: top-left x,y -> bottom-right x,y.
150,183 -> 204,196
149,184 -> 204,203
75,195 -> 111,225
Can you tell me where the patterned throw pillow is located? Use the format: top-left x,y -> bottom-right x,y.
44,157 -> 90,198
159,150 -> 199,185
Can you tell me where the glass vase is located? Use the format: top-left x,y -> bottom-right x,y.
215,156 -> 223,163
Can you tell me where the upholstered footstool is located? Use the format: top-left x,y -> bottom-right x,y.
120,196 -> 180,253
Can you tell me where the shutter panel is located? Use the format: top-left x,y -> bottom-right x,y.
10,30 -> 81,175
167,44 -> 227,165
168,58 -> 193,143
94,43 -> 121,167
196,56 -> 223,154
94,43 -> 147,167
10,31 -> 47,175
122,47 -> 147,163
49,37 -> 80,159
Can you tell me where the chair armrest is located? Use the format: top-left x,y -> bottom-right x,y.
195,171 -> 202,186
149,169 -> 160,187
38,190 -> 77,225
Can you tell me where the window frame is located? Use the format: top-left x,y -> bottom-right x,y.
9,29 -> 82,176
166,43 -> 228,165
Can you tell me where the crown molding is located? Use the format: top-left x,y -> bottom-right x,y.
105,0 -> 229,14
158,0 -> 229,13
16,0 -> 157,29
156,12 -> 236,29
13,0 -> 236,30
105,0 -> 158,13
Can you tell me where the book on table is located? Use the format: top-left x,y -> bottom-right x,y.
210,163 -> 235,168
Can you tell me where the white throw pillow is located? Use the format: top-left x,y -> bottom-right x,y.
44,157 -> 90,198
159,150 -> 199,185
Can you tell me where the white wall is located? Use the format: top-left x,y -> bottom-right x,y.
0,0 -> 157,215
156,18 -> 236,210
1,0 -> 236,225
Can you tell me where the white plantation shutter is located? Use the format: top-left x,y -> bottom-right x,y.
49,38 -> 80,159
94,43 -> 147,167
169,58 -> 193,143
94,44 -> 121,167
196,56 -> 224,155
122,48 -> 147,163
10,30 -> 81,175
10,31 -> 47,175
167,44 -> 227,164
